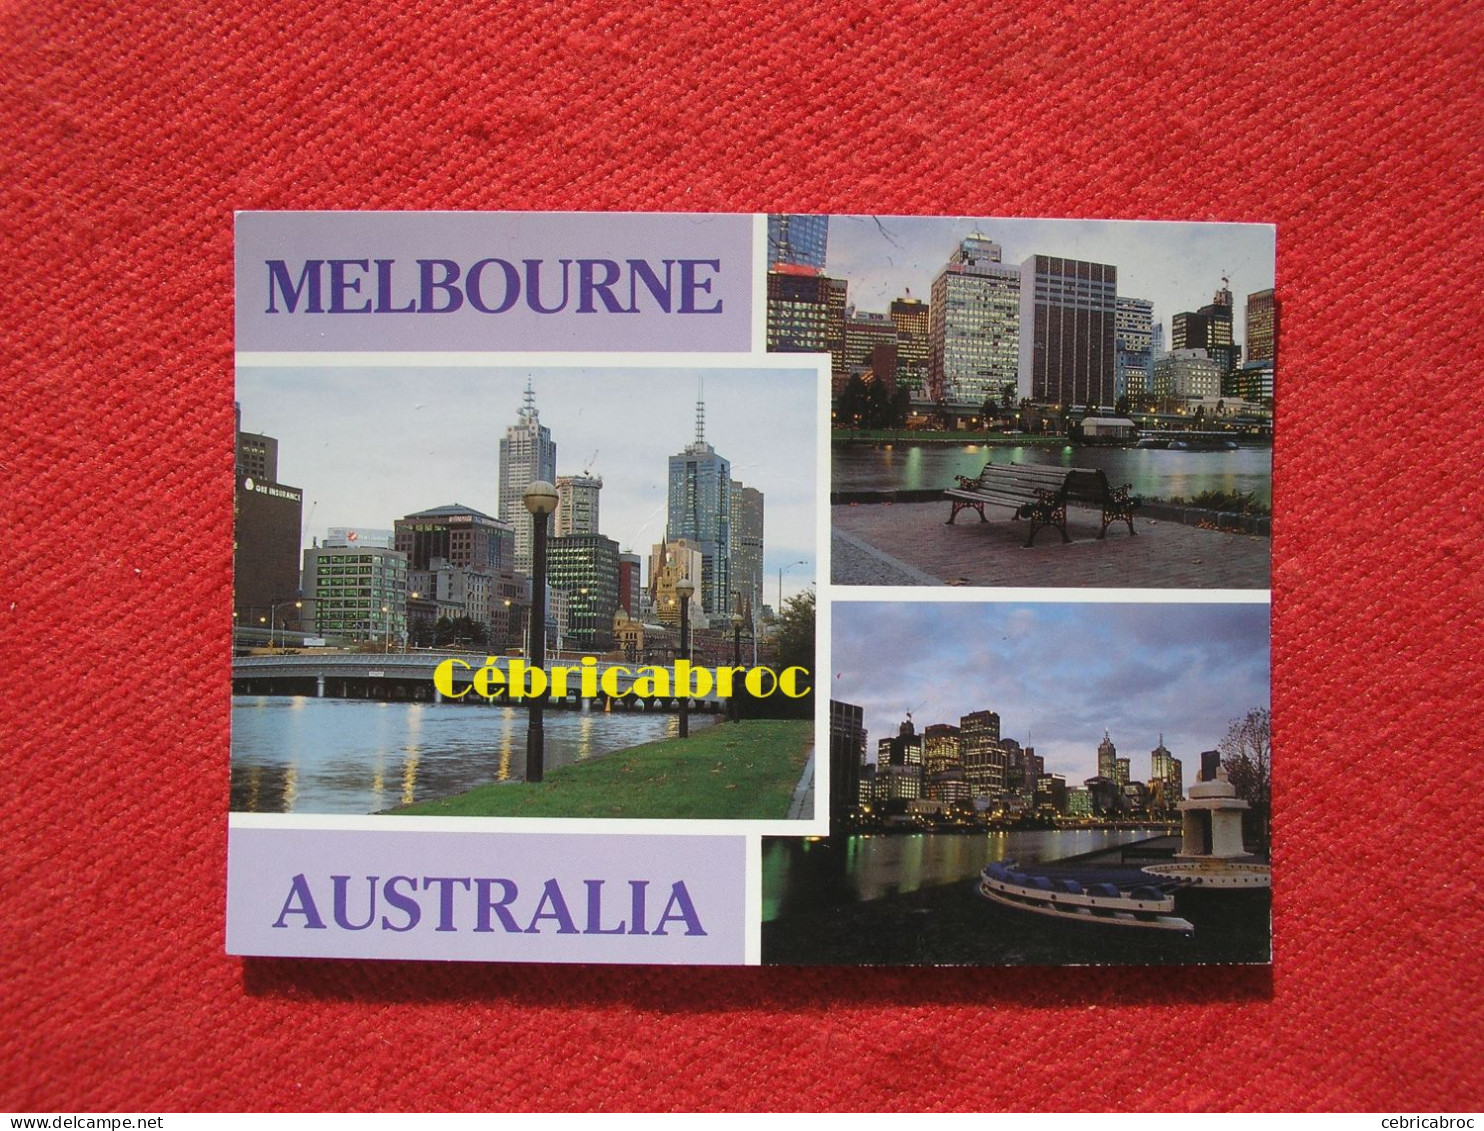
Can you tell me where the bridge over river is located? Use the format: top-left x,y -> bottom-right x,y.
232,652 -> 730,713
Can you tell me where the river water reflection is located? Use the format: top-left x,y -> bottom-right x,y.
834,442 -> 1272,504
230,696 -> 714,815
762,828 -> 1163,921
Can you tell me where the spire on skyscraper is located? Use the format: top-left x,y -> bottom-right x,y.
695,377 -> 705,445
520,378 -> 538,420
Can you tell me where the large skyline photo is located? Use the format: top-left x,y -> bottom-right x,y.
832,599 -> 1270,784
236,362 -> 822,604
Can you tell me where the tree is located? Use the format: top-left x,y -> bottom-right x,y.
773,588 -> 815,679
1219,707 -> 1271,852
835,375 -> 868,428
1115,394 -> 1131,417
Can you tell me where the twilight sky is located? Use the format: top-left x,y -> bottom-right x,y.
236,364 -> 820,603
820,216 -> 1276,351
832,601 -> 1269,784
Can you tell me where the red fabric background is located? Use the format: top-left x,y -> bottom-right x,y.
3,0 -> 1481,1113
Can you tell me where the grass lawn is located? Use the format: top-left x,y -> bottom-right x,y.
384,718 -> 814,820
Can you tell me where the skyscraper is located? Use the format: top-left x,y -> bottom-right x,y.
1019,255 -> 1117,408
498,381 -> 557,574
546,533 -> 620,651
960,709 -> 1005,799
1245,288 -> 1278,364
1097,730 -> 1118,779
829,700 -> 866,827
729,480 -> 764,619
929,234 -> 1021,405
555,474 -> 602,537
767,214 -> 829,270
766,266 -> 848,388
666,391 -> 731,617
1115,296 -> 1154,406
1173,280 -> 1242,392
843,309 -> 898,387
889,296 -> 931,396
617,551 -> 642,616
234,405 -> 303,634
1151,735 -> 1184,809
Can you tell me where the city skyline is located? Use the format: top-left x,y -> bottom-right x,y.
833,601 -> 1269,785
820,215 -> 1275,354
235,364 -> 821,605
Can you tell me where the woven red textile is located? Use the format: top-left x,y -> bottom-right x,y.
3,0 -> 1481,1113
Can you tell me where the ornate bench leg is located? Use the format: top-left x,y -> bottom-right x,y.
947,499 -> 987,525
1100,489 -> 1138,537
1023,502 -> 1069,547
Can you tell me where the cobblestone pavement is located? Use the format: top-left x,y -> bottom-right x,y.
831,501 -> 1270,589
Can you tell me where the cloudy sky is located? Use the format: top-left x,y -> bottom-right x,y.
236,364 -> 820,602
820,216 -> 1276,351
832,600 -> 1269,783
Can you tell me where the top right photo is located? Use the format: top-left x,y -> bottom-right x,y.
766,215 -> 1275,590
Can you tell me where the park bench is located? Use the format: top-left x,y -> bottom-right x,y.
944,462 -> 1141,547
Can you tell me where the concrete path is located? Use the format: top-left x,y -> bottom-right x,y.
832,501 -> 1269,589
786,744 -> 815,821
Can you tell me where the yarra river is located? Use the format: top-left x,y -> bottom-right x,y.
833,441 -> 1272,504
230,696 -> 714,815
761,828 -> 1163,921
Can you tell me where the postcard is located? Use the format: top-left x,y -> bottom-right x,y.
230,212 -> 1273,965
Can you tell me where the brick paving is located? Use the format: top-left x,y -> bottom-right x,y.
831,501 -> 1270,589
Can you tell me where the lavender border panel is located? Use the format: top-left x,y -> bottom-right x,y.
235,212 -> 754,353
226,827 -> 746,965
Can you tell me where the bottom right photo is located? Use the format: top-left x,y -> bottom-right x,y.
763,598 -> 1271,967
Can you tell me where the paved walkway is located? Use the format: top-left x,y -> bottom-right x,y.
786,744 -> 815,820
832,501 -> 1269,589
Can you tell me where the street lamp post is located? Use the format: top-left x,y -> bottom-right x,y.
382,605 -> 391,654
730,610 -> 745,724
777,559 -> 808,613
266,601 -> 300,651
675,577 -> 695,739
523,480 -> 560,783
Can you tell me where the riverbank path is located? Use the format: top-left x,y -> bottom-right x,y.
832,501 -> 1270,588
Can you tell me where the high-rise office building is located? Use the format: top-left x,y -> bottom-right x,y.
767,214 -> 829,270
617,551 -> 642,617
829,700 -> 866,826
1115,296 -> 1154,405
960,709 -> 1005,799
301,540 -> 408,644
555,474 -> 602,537
889,296 -> 931,396
393,503 -> 521,647
547,533 -> 620,652
1245,288 -> 1278,363
929,234 -> 1021,405
1174,280 -> 1242,392
1097,731 -> 1118,779
878,716 -> 923,770
922,724 -> 963,778
234,405 -> 303,634
498,381 -> 557,574
729,480 -> 764,620
1241,288 -> 1279,404
843,309 -> 899,385
1151,736 -> 1184,808
766,266 -> 848,388
666,394 -> 731,617
394,503 -> 515,574
1019,255 -> 1117,408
